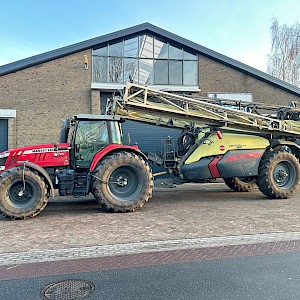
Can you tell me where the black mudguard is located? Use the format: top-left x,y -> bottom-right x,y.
181,157 -> 214,181
217,149 -> 264,178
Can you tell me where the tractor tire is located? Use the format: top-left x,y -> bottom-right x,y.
257,150 -> 300,199
0,167 -> 48,220
92,152 -> 153,212
224,177 -> 256,192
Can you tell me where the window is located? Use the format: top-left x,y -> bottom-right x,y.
140,59 -> 154,84
109,42 -> 123,57
169,61 -> 182,85
124,37 -> 138,57
124,58 -> 138,83
154,38 -> 168,59
92,56 -> 107,82
92,34 -> 198,86
109,57 -> 123,83
169,44 -> 183,59
75,121 -> 109,169
140,35 -> 154,58
154,60 -> 168,85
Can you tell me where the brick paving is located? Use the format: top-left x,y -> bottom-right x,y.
2,183 -> 300,254
2,183 -> 300,281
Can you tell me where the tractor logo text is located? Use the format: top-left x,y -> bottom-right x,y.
32,148 -> 54,153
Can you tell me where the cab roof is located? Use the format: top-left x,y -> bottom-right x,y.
73,114 -> 122,121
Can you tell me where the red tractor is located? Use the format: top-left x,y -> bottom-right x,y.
0,114 -> 153,219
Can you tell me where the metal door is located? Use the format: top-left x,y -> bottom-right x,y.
0,119 -> 8,152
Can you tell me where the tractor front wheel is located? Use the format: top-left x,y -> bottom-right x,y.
0,167 -> 48,219
224,177 -> 256,192
92,152 -> 153,212
257,150 -> 300,199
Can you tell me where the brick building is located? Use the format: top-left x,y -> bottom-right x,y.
1,23 -> 300,153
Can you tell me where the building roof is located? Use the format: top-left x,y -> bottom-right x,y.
1,22 -> 300,96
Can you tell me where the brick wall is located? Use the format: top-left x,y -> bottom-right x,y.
1,49 -> 300,149
198,55 -> 300,105
0,50 -> 92,147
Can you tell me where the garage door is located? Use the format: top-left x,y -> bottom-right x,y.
0,119 -> 8,152
121,120 -> 180,154
100,92 -> 180,154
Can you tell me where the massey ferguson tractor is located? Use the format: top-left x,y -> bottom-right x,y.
0,114 -> 153,219
1,82 -> 300,220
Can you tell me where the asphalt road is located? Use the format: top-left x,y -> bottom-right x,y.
2,251 -> 300,300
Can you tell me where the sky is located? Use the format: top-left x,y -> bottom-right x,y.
0,0 -> 300,72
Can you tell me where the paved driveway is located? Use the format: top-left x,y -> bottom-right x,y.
1,182 -> 300,253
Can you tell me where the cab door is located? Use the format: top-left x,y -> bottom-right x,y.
74,120 -> 109,169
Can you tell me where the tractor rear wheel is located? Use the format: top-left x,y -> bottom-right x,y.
0,167 -> 48,219
92,152 -> 153,212
224,177 -> 256,192
257,150 -> 300,199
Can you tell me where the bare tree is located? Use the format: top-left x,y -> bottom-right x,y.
267,18 -> 300,87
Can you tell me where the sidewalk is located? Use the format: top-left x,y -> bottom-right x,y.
2,231 -> 300,266
1,234 -> 300,281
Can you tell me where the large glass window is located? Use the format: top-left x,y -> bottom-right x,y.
124,37 -> 138,57
140,59 -> 154,84
92,34 -> 198,86
92,56 -> 107,82
140,35 -> 154,59
109,57 -> 123,83
169,60 -> 183,85
109,42 -> 123,57
169,44 -> 183,59
154,38 -> 168,59
124,58 -> 138,83
154,60 -> 168,85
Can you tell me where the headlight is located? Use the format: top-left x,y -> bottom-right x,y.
0,152 -> 9,159
0,152 -> 9,171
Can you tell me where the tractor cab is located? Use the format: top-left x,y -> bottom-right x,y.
60,114 -> 124,170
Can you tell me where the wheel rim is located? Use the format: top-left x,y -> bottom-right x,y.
107,166 -> 142,201
273,161 -> 296,189
8,181 -> 35,208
